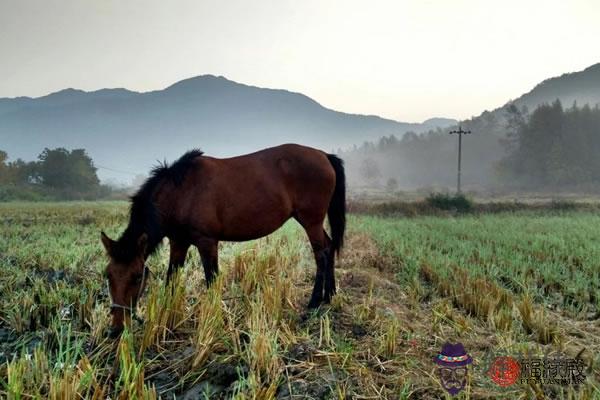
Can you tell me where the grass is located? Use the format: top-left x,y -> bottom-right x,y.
0,202 -> 599,398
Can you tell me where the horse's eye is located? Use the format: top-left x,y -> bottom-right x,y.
132,274 -> 143,284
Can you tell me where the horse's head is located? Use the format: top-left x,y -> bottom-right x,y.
100,231 -> 149,338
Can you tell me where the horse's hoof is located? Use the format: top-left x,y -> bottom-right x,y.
300,308 -> 320,322
107,326 -> 123,339
307,299 -> 321,309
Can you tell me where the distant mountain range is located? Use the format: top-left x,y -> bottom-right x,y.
1,63 -> 599,183
0,76 -> 455,182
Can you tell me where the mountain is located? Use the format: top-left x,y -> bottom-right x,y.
0,75 -> 456,182
340,62 -> 600,191
420,117 -> 458,130
510,63 -> 600,112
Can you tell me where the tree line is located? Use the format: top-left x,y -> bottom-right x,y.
339,117 -> 504,191
340,100 -> 600,193
497,100 -> 600,190
0,148 -> 118,200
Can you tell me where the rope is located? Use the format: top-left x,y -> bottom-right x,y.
109,265 -> 151,323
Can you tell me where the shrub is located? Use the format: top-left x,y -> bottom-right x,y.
425,192 -> 473,212
385,178 -> 398,192
549,199 -> 577,211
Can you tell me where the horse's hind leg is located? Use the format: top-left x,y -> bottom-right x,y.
323,231 -> 336,303
302,224 -> 329,308
167,240 -> 190,283
196,238 -> 219,288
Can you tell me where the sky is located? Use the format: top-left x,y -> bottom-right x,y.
1,0 -> 599,122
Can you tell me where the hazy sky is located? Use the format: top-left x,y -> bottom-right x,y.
1,0 -> 599,122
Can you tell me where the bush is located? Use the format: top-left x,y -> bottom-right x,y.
549,199 -> 577,211
385,178 -> 399,192
0,185 -> 49,201
0,183 -> 129,202
426,192 -> 473,212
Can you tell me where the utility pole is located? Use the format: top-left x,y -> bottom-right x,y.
448,124 -> 471,193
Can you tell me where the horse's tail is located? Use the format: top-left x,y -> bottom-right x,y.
327,154 -> 346,255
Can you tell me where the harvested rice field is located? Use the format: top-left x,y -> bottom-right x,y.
1,202 -> 599,399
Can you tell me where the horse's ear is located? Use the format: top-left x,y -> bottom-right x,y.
100,231 -> 114,255
137,233 -> 148,255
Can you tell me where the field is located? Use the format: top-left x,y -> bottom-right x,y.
1,202 -> 600,399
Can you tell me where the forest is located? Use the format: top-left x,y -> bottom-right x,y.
498,101 -> 600,190
342,100 -> 600,193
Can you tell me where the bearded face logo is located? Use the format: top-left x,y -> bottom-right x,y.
434,342 -> 473,396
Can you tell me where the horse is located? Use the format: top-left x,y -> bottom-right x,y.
100,144 -> 346,337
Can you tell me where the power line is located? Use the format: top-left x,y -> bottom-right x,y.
95,164 -> 141,176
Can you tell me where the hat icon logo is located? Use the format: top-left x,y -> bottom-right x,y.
434,342 -> 473,395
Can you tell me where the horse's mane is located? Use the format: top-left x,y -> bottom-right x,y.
110,149 -> 204,263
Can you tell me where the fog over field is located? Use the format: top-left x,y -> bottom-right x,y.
2,1 -> 600,194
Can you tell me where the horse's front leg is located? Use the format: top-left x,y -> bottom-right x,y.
196,238 -> 219,287
167,239 -> 190,283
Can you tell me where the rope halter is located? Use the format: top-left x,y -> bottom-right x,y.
109,264 -> 151,323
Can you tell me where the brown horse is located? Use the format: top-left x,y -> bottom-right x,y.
101,144 -> 346,337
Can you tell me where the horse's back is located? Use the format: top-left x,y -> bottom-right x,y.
166,144 -> 336,241
154,146 -> 343,311
212,143 -> 334,188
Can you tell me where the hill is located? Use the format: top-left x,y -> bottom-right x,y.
511,63 -> 600,112
0,76 -> 455,182
341,62 -> 600,191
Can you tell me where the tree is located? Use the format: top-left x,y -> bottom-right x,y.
386,177 -> 398,192
359,158 -> 381,186
501,104 -> 527,152
37,148 -> 99,191
0,151 -> 36,185
0,148 -> 116,200
497,100 -> 600,189
0,150 -> 7,184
